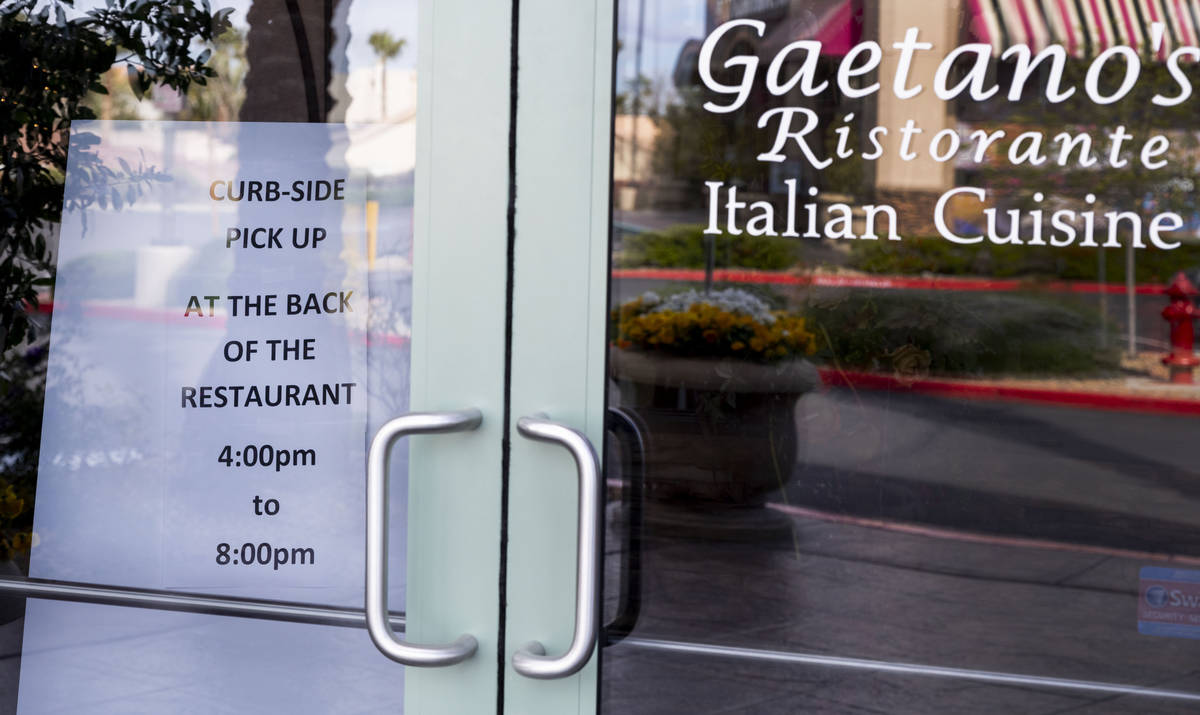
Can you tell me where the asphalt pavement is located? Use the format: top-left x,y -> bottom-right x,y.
600,387 -> 1200,714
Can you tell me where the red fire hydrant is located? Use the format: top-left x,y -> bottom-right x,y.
1162,272 -> 1200,384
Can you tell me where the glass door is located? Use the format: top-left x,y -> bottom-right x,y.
0,0 -> 510,712
505,0 -> 1200,713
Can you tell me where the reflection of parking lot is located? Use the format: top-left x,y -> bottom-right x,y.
794,389 -> 1200,553
602,388 -> 1200,712
603,497 -> 1200,713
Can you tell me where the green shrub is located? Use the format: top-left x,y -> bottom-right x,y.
617,224 -> 800,271
807,291 -> 1118,377
849,237 -> 1200,284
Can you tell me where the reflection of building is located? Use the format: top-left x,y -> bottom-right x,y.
969,0 -> 1200,57
651,0 -> 1200,235
707,0 -> 861,54
697,0 -> 957,235
343,67 -> 418,176
874,1 -> 958,236
623,0 -> 871,214
613,115 -> 661,210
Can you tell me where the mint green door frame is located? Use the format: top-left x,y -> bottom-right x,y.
505,0 -> 614,713
405,0 -> 613,711
404,0 -> 513,711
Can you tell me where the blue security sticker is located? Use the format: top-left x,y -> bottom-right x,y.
1139,566 -> 1200,639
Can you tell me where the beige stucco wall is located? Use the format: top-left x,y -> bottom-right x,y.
874,0 -> 959,194
613,114 -> 661,185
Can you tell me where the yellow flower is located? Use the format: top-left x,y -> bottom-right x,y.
0,487 -> 22,519
10,531 -> 31,553
615,300 -> 815,361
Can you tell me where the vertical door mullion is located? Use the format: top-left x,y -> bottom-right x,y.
406,0 -> 515,711
504,0 -> 615,712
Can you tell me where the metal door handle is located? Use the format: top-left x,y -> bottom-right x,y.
603,406 -> 646,645
366,409 -> 482,666
512,414 -> 602,680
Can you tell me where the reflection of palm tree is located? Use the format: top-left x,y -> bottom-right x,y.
368,31 -> 406,120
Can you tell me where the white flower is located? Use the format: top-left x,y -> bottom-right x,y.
644,288 -> 776,324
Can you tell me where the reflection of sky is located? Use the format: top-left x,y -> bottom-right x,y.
70,0 -> 673,81
217,0 -> 418,72
74,0 -> 417,75
347,0 -> 418,71
615,0 -> 705,104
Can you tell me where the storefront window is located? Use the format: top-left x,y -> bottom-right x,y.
602,1 -> 1200,710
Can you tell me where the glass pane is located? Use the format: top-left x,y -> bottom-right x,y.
602,0 -> 1200,711
1,0 -> 417,711
14,599 -> 401,713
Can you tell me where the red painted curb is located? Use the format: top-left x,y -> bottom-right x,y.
612,268 -> 1168,295
818,367 -> 1200,416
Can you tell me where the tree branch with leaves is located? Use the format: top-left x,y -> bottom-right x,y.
0,0 -> 232,350
368,30 -> 404,120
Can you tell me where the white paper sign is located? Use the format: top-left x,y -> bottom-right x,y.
17,117 -> 417,715
31,120 -> 373,596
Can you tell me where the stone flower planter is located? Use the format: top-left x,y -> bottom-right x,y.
609,349 -> 819,512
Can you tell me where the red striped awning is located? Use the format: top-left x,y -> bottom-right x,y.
757,0 -> 863,57
968,0 -> 1200,58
